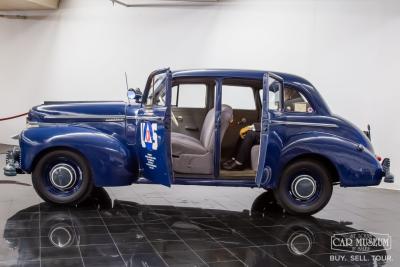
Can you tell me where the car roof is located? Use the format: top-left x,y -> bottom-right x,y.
172,69 -> 314,88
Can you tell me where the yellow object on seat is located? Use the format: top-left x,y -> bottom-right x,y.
240,126 -> 251,139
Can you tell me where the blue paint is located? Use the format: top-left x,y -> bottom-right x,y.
255,73 -> 271,187
17,69 -> 388,190
20,125 -> 137,187
135,69 -> 174,186
213,79 -> 222,178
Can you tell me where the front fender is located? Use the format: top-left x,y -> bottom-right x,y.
20,126 -> 138,186
275,133 -> 383,187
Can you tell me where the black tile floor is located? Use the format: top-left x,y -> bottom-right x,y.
0,157 -> 398,266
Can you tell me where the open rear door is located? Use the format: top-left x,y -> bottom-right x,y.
255,73 -> 271,187
136,69 -> 173,186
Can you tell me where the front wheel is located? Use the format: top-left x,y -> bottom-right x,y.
32,150 -> 93,205
274,160 -> 333,216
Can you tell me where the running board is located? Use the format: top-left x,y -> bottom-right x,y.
136,177 -> 258,188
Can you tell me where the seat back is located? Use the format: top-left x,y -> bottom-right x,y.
200,104 -> 233,152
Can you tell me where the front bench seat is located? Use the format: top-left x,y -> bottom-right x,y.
172,105 -> 233,174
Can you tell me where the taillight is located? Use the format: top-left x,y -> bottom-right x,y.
376,155 -> 382,162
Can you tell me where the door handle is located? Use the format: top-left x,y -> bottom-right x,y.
177,116 -> 183,121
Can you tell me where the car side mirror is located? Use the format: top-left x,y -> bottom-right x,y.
127,88 -> 142,104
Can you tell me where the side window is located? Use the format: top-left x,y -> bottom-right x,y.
172,84 -> 207,108
222,85 -> 255,110
283,87 -> 314,113
259,81 -> 282,111
147,73 -> 168,107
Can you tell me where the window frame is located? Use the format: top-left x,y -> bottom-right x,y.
258,86 -> 284,113
146,74 -> 169,108
256,82 -> 284,113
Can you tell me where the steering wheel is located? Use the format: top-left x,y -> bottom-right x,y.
171,110 -> 179,127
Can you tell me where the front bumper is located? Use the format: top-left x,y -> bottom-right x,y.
3,147 -> 22,177
382,158 -> 394,183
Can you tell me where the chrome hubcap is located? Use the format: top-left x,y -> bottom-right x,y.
49,164 -> 77,190
288,232 -> 312,255
49,225 -> 73,248
291,175 -> 317,200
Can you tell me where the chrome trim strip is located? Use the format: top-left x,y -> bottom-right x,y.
270,120 -> 338,128
28,122 -> 76,127
126,115 -> 163,122
42,114 -> 125,121
44,114 -> 125,119
126,115 -> 139,120
39,116 -> 335,127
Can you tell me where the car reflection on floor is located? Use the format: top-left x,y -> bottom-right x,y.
3,188 -> 388,267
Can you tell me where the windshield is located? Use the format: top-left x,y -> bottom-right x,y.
146,73 -> 168,106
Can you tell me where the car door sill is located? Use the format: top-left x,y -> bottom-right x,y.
135,177 -> 257,188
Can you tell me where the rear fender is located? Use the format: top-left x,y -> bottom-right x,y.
20,126 -> 138,186
269,133 -> 383,188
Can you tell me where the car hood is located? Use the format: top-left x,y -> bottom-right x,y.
28,101 -> 128,123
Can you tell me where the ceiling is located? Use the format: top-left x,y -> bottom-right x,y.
111,0 -> 217,6
0,0 -> 59,10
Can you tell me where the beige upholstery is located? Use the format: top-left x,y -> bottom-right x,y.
251,145 -> 260,171
172,105 -> 233,174
170,133 -> 207,156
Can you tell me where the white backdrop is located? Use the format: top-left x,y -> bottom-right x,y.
0,0 -> 399,188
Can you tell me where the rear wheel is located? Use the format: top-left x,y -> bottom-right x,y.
32,150 -> 93,205
274,160 -> 333,216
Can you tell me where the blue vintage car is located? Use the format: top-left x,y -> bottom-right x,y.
3,68 -> 394,215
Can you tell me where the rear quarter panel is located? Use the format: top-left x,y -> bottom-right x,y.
266,131 -> 383,188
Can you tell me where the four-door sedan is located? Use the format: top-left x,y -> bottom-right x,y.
3,68 -> 394,215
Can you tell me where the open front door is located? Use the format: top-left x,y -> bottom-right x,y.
136,69 -> 173,186
255,73 -> 272,187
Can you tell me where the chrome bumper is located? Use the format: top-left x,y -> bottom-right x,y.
382,158 -> 394,183
3,147 -> 21,177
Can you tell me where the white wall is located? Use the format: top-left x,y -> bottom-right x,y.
0,0 -> 399,188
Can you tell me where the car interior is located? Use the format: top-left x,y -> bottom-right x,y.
170,77 -> 264,180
